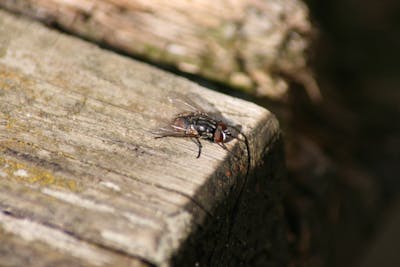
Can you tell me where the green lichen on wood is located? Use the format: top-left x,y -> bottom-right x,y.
0,43 -> 7,58
142,43 -> 201,70
0,156 -> 78,191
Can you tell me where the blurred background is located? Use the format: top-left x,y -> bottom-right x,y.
284,0 -> 400,266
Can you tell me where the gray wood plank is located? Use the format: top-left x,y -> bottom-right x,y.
0,211 -> 144,267
0,0 -> 315,99
0,10 -> 284,266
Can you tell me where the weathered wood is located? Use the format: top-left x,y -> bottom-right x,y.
0,10 -> 286,266
0,0 -> 317,100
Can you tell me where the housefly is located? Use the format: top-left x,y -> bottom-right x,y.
153,92 -> 252,247
153,92 -> 250,163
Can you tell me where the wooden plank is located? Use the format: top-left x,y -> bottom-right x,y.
0,211 -> 143,267
0,0 -> 318,100
0,10 -> 286,266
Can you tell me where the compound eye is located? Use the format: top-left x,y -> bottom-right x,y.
214,126 -> 226,143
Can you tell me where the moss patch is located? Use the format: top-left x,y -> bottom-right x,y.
0,156 -> 78,191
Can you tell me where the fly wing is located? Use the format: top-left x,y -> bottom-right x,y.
152,90 -> 237,137
166,91 -> 205,114
182,92 -> 236,123
152,127 -> 186,138
167,91 -> 228,120
167,91 -> 245,142
166,91 -> 242,127
151,120 -> 189,137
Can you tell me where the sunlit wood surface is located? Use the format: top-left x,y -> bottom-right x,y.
0,10 -> 285,266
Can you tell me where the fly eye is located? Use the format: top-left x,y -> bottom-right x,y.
221,131 -> 227,141
214,126 -> 226,143
213,128 -> 221,143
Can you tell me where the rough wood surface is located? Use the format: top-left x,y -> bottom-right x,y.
0,10 -> 286,266
0,0 -> 316,99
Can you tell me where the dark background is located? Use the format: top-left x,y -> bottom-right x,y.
308,0 -> 400,197
282,0 -> 400,266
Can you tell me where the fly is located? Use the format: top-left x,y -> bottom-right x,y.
153,92 -> 250,162
153,92 -> 252,247
155,111 -> 233,158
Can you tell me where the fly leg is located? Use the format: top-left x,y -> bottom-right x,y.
217,142 -> 228,150
218,142 -> 243,163
218,142 -> 234,156
191,138 -> 202,158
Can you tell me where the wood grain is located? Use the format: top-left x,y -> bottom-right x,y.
0,0 -> 315,99
0,10 -> 285,266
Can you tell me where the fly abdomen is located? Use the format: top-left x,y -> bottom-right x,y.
192,116 -> 218,140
